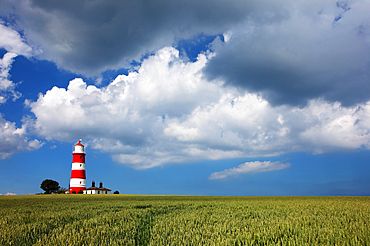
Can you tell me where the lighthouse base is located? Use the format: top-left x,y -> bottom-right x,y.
69,187 -> 85,194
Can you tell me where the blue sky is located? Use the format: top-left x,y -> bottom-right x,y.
0,0 -> 370,196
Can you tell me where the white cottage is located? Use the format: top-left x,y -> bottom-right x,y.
83,181 -> 111,194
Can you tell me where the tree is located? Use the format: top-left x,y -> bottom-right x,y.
113,190 -> 119,194
40,179 -> 60,194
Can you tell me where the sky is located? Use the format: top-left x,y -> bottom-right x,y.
0,0 -> 369,196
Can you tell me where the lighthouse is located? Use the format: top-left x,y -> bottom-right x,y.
69,139 -> 86,194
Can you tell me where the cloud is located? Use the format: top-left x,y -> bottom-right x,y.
0,114 -> 44,159
0,52 -> 21,103
0,23 -> 42,158
27,47 -> 370,169
49,145 -> 57,149
0,192 -> 16,196
1,0 -> 369,108
0,23 -> 32,56
0,23 -> 33,103
0,0 -> 288,75
205,0 -> 370,106
208,161 -> 291,180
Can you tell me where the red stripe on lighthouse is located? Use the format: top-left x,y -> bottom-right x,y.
72,153 -> 85,163
70,169 -> 86,179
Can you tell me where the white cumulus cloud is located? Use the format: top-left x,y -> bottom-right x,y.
0,23 -> 41,158
0,23 -> 32,56
208,161 -> 291,180
0,23 -> 33,103
27,47 -> 370,169
0,114 -> 44,159
0,52 -> 20,103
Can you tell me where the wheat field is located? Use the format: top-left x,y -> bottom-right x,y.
0,195 -> 369,245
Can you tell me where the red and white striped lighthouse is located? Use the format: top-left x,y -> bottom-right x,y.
69,139 -> 86,194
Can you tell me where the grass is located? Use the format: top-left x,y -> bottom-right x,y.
0,195 -> 369,245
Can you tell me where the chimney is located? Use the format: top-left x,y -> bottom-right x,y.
99,181 -> 103,188
92,181 -> 95,187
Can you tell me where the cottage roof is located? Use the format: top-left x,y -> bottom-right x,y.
85,187 -> 111,191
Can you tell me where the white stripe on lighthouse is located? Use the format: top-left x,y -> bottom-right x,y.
70,178 -> 86,187
71,163 -> 85,170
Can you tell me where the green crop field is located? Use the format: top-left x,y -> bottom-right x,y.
0,195 -> 369,245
